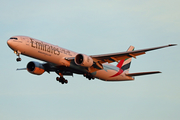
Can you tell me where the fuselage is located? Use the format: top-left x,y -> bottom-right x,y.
7,36 -> 134,81
7,36 -> 77,66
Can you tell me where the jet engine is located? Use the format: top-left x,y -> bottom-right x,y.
74,54 -> 94,67
27,61 -> 45,75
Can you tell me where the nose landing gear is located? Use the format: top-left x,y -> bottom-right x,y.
14,50 -> 21,62
16,58 -> 21,62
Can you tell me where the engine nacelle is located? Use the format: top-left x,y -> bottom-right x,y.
27,61 -> 45,75
74,54 -> 94,67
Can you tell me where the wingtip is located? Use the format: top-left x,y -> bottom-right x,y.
150,71 -> 162,74
169,44 -> 177,46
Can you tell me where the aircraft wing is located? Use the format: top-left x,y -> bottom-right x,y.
90,44 -> 177,64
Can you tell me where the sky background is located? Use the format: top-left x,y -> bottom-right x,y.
0,0 -> 180,120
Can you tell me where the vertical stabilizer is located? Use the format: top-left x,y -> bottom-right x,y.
117,46 -> 135,72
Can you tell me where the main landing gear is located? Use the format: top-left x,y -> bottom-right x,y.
56,77 -> 68,84
14,50 -> 21,62
56,72 -> 68,84
83,73 -> 95,80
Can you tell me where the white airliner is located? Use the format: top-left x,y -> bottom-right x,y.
7,36 -> 176,84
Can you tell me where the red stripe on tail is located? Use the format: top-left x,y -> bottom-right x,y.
117,59 -> 124,68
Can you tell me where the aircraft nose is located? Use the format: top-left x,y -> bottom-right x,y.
7,39 -> 12,47
7,39 -> 17,50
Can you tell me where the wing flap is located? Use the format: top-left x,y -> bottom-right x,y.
126,71 -> 161,76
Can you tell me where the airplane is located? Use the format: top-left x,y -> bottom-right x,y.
7,36 -> 177,84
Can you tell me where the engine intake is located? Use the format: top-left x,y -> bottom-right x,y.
75,54 -> 94,67
27,61 -> 45,75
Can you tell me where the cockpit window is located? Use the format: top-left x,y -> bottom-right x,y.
10,37 -> 18,40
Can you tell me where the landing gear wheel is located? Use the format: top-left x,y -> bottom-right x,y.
56,77 -> 60,81
16,58 -> 21,62
59,78 -> 65,84
61,81 -> 65,84
14,50 -> 22,62
64,80 -> 68,84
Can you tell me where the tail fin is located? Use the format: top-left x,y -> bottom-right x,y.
117,46 -> 135,72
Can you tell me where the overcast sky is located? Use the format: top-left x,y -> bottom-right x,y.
0,0 -> 180,120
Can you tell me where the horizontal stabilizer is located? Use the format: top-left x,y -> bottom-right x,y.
126,71 -> 161,76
